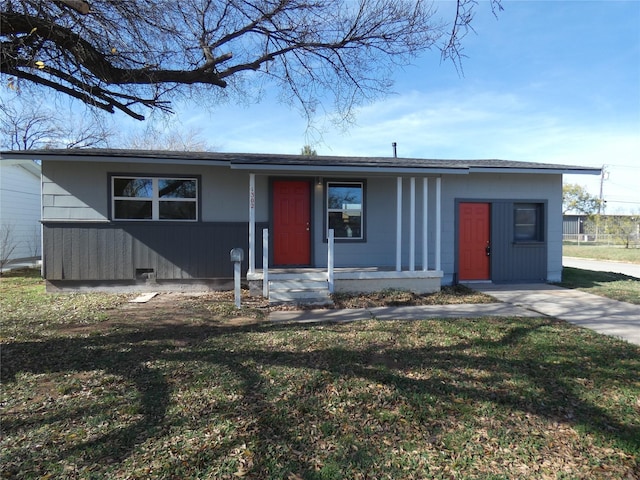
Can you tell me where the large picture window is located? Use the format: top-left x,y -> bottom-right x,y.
112,176 -> 198,221
514,203 -> 543,242
327,181 -> 364,239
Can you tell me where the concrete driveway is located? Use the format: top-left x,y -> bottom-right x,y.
474,283 -> 640,346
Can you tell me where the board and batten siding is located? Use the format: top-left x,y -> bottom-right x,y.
43,222 -> 267,280
489,201 -> 548,282
0,161 -> 41,261
444,173 -> 562,284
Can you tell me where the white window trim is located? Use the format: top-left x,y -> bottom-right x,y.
112,176 -> 198,221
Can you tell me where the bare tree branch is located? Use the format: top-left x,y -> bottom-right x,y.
441,0 -> 503,73
0,100 -> 114,150
1,0 -> 500,121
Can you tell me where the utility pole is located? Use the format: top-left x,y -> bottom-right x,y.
596,165 -> 608,242
598,165 -> 608,215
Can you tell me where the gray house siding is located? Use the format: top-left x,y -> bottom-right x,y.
43,222 -> 267,281
445,173 -> 562,284
0,161 -> 41,262
489,201 -> 547,283
41,161 -> 269,284
42,161 -> 269,223
312,176 -> 416,268
311,176 -> 441,270
36,155 -> 568,287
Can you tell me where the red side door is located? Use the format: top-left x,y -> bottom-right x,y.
273,180 -> 311,266
458,202 -> 491,281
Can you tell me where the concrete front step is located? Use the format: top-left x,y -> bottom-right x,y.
271,279 -> 327,290
269,279 -> 333,306
267,272 -> 328,281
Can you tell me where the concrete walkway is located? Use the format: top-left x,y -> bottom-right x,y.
269,284 -> 640,346
270,302 -> 539,325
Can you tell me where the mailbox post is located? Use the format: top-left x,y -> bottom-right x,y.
230,248 -> 244,308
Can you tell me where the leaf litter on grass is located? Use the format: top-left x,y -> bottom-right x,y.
2,269 -> 639,479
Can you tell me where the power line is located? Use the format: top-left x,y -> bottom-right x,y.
606,163 -> 640,170
606,200 -> 640,205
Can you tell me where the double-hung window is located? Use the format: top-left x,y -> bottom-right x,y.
112,176 -> 198,221
327,181 -> 364,239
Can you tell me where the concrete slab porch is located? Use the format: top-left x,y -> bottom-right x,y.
247,267 -> 444,298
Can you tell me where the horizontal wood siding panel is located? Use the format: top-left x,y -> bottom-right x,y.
43,222 -> 266,281
0,164 -> 41,260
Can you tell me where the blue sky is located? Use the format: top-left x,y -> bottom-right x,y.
6,1 -> 630,212
164,0 -> 638,213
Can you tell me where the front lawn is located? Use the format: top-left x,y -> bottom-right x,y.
559,267 -> 640,305
564,244 -> 640,264
2,270 -> 639,479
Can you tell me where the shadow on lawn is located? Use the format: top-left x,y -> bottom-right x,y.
2,319 -> 639,477
561,266 -> 638,288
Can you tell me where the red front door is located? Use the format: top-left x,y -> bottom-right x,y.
273,180 -> 311,266
458,202 -> 491,281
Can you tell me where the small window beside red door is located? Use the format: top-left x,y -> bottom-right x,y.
326,181 -> 364,240
514,203 -> 544,242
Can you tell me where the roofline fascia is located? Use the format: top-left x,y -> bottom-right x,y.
468,167 -> 602,175
1,153 -> 231,167
229,163 -> 469,175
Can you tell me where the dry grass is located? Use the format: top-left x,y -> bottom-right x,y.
2,269 -> 639,479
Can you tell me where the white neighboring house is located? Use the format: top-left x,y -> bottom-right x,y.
0,159 -> 41,268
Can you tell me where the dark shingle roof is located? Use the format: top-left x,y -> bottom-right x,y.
0,148 -> 601,175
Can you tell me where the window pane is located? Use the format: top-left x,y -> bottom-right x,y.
329,211 -> 362,238
515,208 -> 536,225
159,201 -> 196,220
328,184 -> 362,210
114,200 -> 152,219
114,178 -> 152,198
514,204 -> 541,241
327,182 -> 363,239
159,179 -> 197,198
515,224 -> 536,241
112,176 -> 198,221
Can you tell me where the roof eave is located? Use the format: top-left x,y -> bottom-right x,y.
468,167 -> 602,175
1,151 -> 231,167
229,163 -> 468,175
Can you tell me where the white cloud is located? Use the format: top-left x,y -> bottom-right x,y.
143,77 -> 639,211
